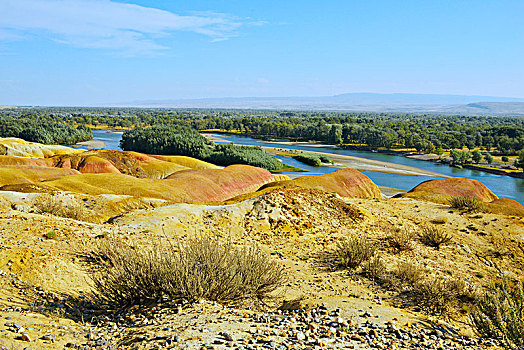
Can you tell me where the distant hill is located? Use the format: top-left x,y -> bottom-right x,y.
121,93 -> 524,114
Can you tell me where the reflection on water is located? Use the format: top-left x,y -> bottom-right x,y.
91,130 -> 524,204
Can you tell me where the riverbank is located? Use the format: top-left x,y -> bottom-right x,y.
204,133 -> 447,178
74,139 -> 106,149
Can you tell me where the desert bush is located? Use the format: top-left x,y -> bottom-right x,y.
419,225 -> 452,249
394,260 -> 425,286
471,279 -> 524,350
44,231 -> 57,240
414,276 -> 474,314
388,229 -> 414,252
448,196 -> 484,212
89,236 -> 284,307
362,255 -> 387,281
335,237 -> 375,269
34,196 -> 87,221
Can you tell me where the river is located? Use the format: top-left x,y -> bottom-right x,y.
90,130 -> 524,204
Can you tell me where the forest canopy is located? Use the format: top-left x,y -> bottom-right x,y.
120,125 -> 284,171
0,114 -> 92,145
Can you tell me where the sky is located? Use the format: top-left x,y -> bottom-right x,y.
0,0 -> 523,106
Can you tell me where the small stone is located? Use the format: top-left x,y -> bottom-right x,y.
295,331 -> 306,340
65,343 -> 76,348
221,332 -> 234,341
20,333 -> 31,342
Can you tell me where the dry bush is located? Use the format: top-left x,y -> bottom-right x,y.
471,279 -> 524,350
34,196 -> 87,221
448,196 -> 484,212
88,236 -> 284,307
413,276 -> 475,314
395,260 -> 425,286
362,255 -> 387,281
335,236 -> 375,269
419,225 -> 452,249
388,229 -> 414,252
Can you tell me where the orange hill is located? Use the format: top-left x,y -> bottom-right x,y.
401,177 -> 498,203
398,177 -> 524,216
261,168 -> 382,199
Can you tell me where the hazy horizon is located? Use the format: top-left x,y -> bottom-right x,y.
1,1 -> 523,106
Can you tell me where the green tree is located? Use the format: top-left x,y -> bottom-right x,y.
501,156 -> 509,164
472,150 -> 482,164
484,153 -> 493,164
328,124 -> 343,145
450,149 -> 461,163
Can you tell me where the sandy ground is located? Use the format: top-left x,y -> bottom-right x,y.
2,189 -> 521,348
204,134 -> 447,178
74,139 -> 106,149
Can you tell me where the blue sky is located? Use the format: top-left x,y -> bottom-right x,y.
0,0 -> 523,106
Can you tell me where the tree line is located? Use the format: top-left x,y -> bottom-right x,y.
2,108 -> 524,157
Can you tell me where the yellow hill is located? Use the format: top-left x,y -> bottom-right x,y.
0,138 -> 81,157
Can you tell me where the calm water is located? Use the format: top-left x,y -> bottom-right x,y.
90,130 -> 524,204
86,129 -> 123,150
207,133 -> 524,204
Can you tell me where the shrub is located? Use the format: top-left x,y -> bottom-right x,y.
34,196 -> 87,221
419,225 -> 452,249
448,196 -> 484,212
88,236 -> 284,307
335,237 -> 375,269
388,229 -> 414,252
395,260 -> 425,286
317,154 -> 331,163
414,276 -> 474,314
44,231 -> 57,240
471,279 -> 524,350
362,255 -> 387,281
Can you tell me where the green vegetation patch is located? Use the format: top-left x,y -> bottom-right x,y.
120,125 -> 285,171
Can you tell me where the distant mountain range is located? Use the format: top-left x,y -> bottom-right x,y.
121,93 -> 524,114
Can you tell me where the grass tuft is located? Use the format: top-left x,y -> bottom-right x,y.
419,225 -> 452,249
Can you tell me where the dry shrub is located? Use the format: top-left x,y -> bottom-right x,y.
34,196 -> 87,221
336,236 -> 375,269
419,225 -> 452,249
362,255 -> 386,281
448,196 -> 484,212
88,236 -> 284,307
388,229 -> 414,252
471,279 -> 524,350
413,276 -> 475,314
395,260 -> 425,286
